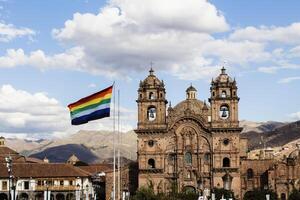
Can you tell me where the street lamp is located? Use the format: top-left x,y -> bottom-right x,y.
5,156 -> 12,200
85,184 -> 89,200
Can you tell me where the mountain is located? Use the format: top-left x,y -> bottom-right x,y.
242,120 -> 300,150
6,130 -> 137,164
240,120 -> 286,133
30,144 -> 99,163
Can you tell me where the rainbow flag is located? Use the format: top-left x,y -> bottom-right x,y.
68,85 -> 113,125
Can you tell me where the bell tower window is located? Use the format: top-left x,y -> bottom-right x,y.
148,159 -> 155,169
149,92 -> 155,100
221,91 -> 226,98
223,157 -> 230,167
219,105 -> 229,119
147,106 -> 156,121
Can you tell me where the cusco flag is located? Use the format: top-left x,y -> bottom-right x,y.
68,85 -> 113,125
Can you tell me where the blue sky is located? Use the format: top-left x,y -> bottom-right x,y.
0,0 -> 299,138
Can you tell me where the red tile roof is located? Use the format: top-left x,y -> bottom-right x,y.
0,163 -> 91,178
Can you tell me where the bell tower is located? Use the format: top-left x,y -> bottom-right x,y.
136,68 -> 168,130
209,67 -> 239,128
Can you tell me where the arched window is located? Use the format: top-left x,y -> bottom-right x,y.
219,105 -> 229,119
247,168 -> 254,179
204,153 -> 210,162
221,91 -> 226,98
149,92 -> 155,100
186,171 -> 192,179
147,106 -> 156,121
148,159 -> 155,169
223,157 -> 230,167
185,152 -> 192,165
139,94 -> 142,99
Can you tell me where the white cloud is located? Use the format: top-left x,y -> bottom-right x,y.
230,23 -> 300,44
289,111 -> 300,121
0,47 -> 86,70
0,85 -> 136,138
0,22 -> 35,42
1,0 -> 299,80
278,76 -> 300,84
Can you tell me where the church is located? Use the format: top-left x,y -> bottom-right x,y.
134,68 -> 300,200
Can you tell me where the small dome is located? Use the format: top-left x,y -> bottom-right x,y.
173,99 -> 209,115
186,85 -> 197,92
213,67 -> 233,83
140,68 -> 163,88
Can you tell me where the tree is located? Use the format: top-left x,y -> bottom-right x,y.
214,188 -> 235,200
288,189 -> 300,200
243,189 -> 277,200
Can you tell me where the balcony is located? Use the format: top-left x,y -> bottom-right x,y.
35,185 -> 77,191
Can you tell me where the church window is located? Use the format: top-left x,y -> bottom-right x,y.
160,93 -> 163,98
149,92 -> 155,99
233,91 -> 236,96
204,153 -> 210,161
148,159 -> 155,169
147,106 -> 156,121
223,157 -> 230,167
139,94 -> 142,99
247,168 -> 254,179
148,140 -> 154,147
186,171 -> 192,179
219,105 -> 229,119
185,152 -> 192,165
223,138 -> 229,146
212,92 -> 215,97
221,91 -> 226,98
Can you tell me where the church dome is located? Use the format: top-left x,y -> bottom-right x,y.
140,68 -> 163,88
172,99 -> 209,115
213,67 -> 234,83
186,85 -> 197,92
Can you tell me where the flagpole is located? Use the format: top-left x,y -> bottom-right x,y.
117,89 -> 121,200
113,82 -> 116,200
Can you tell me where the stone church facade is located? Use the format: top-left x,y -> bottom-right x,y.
134,68 -> 300,200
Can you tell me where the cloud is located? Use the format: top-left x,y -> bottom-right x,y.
0,0 -> 299,80
289,111 -> 300,121
0,47 -> 86,70
278,76 -> 300,84
0,22 -> 35,42
0,85 -> 135,138
230,23 -> 300,44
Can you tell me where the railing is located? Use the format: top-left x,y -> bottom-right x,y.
35,185 -> 77,191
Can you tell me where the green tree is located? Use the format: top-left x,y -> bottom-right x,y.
214,188 -> 235,200
243,189 -> 277,200
289,189 -> 300,200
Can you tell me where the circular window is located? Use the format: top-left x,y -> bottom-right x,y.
223,138 -> 229,145
148,140 -> 154,147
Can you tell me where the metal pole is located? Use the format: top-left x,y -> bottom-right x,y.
113,82 -> 116,200
117,89 -> 121,200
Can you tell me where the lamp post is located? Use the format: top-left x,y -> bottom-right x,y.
85,184 -> 89,200
5,156 -> 12,200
